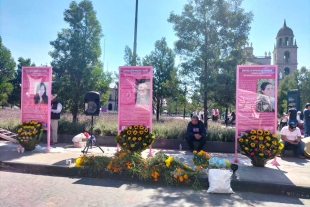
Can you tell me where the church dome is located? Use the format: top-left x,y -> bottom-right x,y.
277,20 -> 294,38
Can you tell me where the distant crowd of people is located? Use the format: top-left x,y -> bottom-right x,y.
190,108 -> 235,125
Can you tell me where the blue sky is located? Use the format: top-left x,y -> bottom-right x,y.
1,0 -> 309,74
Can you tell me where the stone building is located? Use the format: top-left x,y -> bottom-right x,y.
273,20 -> 298,82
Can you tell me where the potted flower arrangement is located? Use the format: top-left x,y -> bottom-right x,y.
17,121 -> 44,151
115,125 -> 155,153
238,129 -> 284,167
192,150 -> 211,170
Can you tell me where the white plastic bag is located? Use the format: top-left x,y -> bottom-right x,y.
207,169 -> 234,194
72,133 -> 86,142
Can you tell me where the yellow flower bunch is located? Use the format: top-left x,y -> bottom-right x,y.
165,156 -> 173,167
192,150 -> 211,170
115,125 -> 155,153
16,121 -> 43,143
238,129 -> 283,159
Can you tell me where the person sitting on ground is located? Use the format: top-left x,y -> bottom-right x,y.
186,115 -> 207,152
279,122 -> 305,159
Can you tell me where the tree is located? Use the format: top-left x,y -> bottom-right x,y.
49,0 -> 112,122
8,57 -> 35,107
123,46 -> 141,66
168,0 -> 253,127
297,67 -> 310,109
277,71 -> 298,115
0,37 -> 16,106
142,38 -> 179,121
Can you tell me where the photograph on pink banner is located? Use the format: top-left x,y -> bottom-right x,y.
118,66 -> 153,133
236,65 -> 278,138
21,67 -> 52,130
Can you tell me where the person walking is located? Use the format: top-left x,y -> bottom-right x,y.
51,94 -> 62,144
303,103 -> 310,137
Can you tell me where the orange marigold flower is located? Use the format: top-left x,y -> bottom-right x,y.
179,176 -> 184,182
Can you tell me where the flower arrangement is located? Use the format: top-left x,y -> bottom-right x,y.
115,125 -> 155,152
238,129 -> 284,167
192,150 -> 211,170
75,151 -> 202,189
17,121 -> 44,151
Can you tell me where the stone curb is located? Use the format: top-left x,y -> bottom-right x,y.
1,161 -> 309,198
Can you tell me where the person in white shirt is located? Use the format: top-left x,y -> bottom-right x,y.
279,122 -> 305,158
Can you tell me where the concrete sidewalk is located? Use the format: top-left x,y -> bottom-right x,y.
0,141 -> 309,198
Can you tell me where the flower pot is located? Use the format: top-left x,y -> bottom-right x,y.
18,133 -> 42,151
250,158 -> 268,167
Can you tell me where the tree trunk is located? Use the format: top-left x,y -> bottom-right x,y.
72,104 -> 79,123
156,98 -> 160,121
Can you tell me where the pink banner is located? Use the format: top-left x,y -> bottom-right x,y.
21,67 -> 52,130
234,65 -> 278,162
118,66 -> 153,132
235,65 -> 278,144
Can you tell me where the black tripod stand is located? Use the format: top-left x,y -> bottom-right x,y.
81,116 -> 104,154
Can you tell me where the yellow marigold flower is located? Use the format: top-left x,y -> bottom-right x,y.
259,144 -> 264,149
151,135 -> 155,139
144,128 -> 149,132
129,126 -> 133,129
143,143 -> 147,146
250,143 -> 256,148
183,174 -> 188,179
145,135 -> 149,138
205,153 -> 210,159
250,130 -> 257,134
139,125 -> 144,129
279,143 -> 284,150
272,134 -> 277,138
130,144 -> 135,148
245,139 -> 249,142
139,131 -> 144,135
123,143 -> 126,145
179,176 -> 184,182
244,147 -> 249,151
133,137 -> 137,141
272,141 -> 277,145
133,130 -> 138,135
239,138 -> 244,142
138,137 -> 142,141
251,135 -> 256,140
128,137 -> 131,140
259,153 -> 264,156
165,156 -> 173,167
75,157 -> 83,167
258,136 -> 264,141
266,143 -> 270,147
193,150 -> 197,154
198,151 -> 203,156
266,136 -> 271,141
134,125 -> 138,129
127,131 -> 132,135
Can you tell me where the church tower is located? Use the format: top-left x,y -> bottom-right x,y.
273,20 -> 298,81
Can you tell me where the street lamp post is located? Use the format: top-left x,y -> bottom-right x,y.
133,0 -> 138,66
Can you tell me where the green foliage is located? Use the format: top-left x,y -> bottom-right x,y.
168,0 -> 253,127
0,37 -> 16,105
123,45 -> 142,66
277,71 -> 298,115
142,38 -> 179,121
49,0 -> 112,122
8,57 -> 35,107
297,67 -> 310,109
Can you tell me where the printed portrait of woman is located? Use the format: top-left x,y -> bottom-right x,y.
135,79 -> 150,104
256,80 -> 275,112
34,82 -> 48,104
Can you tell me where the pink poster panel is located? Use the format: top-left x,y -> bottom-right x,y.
118,66 -> 153,133
235,65 -> 278,141
21,67 -> 52,130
